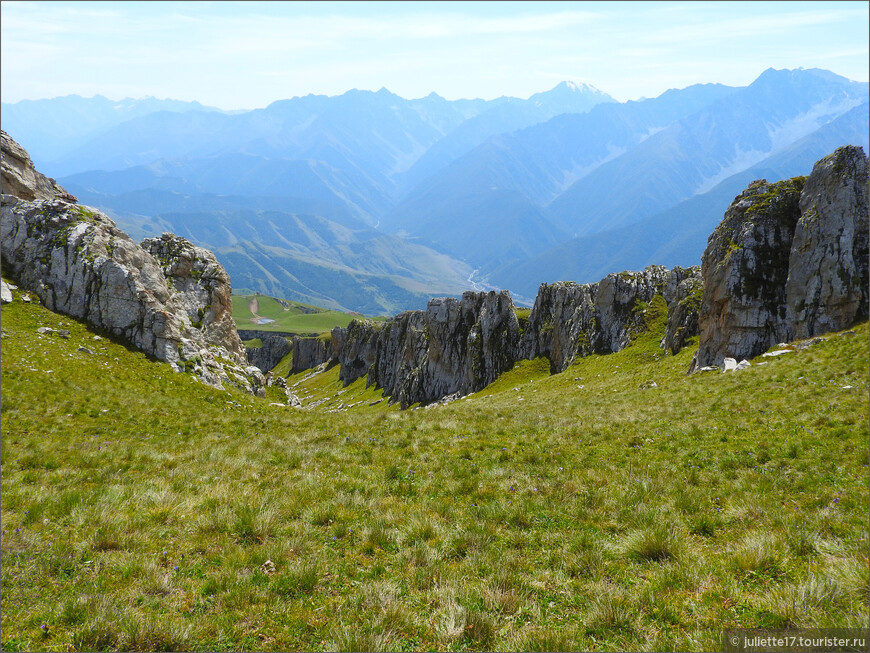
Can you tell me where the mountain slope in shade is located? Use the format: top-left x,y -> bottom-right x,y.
60,190 -> 474,315
7,69 -> 867,312
383,82 -> 739,267
490,101 -> 870,299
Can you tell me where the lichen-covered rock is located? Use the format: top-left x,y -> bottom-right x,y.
691,146 -> 869,371
333,319 -> 384,386
143,233 -> 245,362
248,335 -> 292,373
1,130 -> 74,202
660,270 -> 704,355
786,146 -> 868,339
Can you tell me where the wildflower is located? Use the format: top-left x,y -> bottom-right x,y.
15,528 -> 21,533
173,565 -> 179,571
40,624 -> 48,632
162,550 -> 167,556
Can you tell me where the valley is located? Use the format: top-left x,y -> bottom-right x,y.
1,59 -> 868,653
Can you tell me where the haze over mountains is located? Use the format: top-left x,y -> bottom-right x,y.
2,67 -> 867,312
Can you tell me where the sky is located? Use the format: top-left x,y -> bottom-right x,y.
1,0 -> 868,110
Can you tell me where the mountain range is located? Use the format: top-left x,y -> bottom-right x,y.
2,68 -> 867,312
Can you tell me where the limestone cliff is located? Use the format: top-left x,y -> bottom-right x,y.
318,270 -> 700,408
0,132 -> 264,395
522,265 -> 702,373
247,335 -> 292,374
331,291 -> 520,408
787,147 -> 869,339
1,130 -> 74,202
290,335 -> 332,373
691,146 -> 868,370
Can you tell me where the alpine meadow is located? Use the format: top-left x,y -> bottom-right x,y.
2,2 -> 869,652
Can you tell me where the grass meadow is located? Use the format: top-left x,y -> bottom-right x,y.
1,285 -> 868,651
231,294 -> 371,336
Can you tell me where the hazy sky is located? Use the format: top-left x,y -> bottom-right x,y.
2,0 -> 868,110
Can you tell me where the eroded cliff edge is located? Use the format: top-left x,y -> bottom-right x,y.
305,265 -> 702,408
1,130 -> 265,395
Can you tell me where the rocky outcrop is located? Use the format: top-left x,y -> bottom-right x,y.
143,233 -> 246,362
1,130 -> 75,202
247,335 -> 292,373
324,273 -> 701,407
522,265 -> 702,372
691,146 -> 868,370
331,291 -> 520,408
0,132 -> 264,395
787,147 -> 869,339
290,335 -> 332,373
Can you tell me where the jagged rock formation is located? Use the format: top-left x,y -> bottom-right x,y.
322,273 -> 701,408
290,335 -> 332,373
691,146 -> 868,370
247,335 -> 292,374
522,265 -> 703,373
1,130 -> 74,202
329,291 -> 520,408
0,132 -> 264,395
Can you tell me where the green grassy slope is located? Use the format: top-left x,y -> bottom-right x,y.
2,287 -> 868,652
232,293 -> 366,336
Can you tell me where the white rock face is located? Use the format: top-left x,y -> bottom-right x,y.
1,280 -> 12,304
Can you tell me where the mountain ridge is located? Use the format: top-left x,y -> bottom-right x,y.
3,68 -> 866,314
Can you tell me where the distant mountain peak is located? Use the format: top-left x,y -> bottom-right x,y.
563,80 -> 603,94
527,81 -> 616,110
